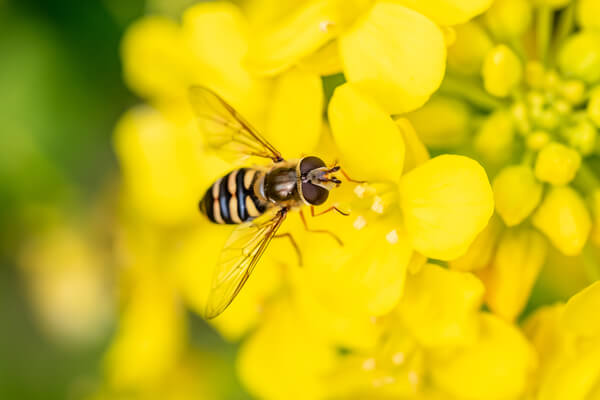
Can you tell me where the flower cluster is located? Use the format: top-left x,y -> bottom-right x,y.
99,0 -> 600,399
405,0 -> 600,322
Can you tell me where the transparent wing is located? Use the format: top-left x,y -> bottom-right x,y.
189,85 -> 283,162
204,208 -> 287,319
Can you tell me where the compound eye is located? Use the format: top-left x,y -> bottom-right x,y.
301,182 -> 329,205
300,156 -> 326,175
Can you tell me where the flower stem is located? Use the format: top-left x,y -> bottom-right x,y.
440,75 -> 505,111
536,6 -> 553,66
553,4 -> 575,55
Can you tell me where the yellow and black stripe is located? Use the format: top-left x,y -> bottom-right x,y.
199,168 -> 267,224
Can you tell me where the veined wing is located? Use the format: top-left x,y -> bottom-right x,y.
204,208 -> 287,319
189,86 -> 283,162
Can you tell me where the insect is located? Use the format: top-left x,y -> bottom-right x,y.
190,86 -> 357,319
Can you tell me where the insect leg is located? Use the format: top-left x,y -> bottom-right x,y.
311,205 -> 350,217
299,210 -> 343,246
274,232 -> 303,266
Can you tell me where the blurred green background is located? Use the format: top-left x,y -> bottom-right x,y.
0,1 -> 246,398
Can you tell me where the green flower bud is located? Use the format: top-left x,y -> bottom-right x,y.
564,118 -> 598,155
527,130 -> 551,150
559,80 -> 586,105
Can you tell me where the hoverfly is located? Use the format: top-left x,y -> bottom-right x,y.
190,86 -> 356,319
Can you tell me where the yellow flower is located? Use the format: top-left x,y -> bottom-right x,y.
524,281 -> 600,400
244,0 -> 493,114
415,0 -> 600,322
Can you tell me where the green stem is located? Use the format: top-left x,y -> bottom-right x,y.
536,6 -> 553,66
439,75 -> 506,111
552,4 -> 575,62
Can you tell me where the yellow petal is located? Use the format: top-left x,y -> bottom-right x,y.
473,109 -> 516,166
339,2 -> 446,114
522,304 -> 566,366
169,221 -> 283,340
534,142 -> 582,185
182,2 -> 270,123
398,264 -> 484,347
482,44 -> 523,97
121,17 -> 191,99
447,21 -> 494,76
449,214 -> 504,272
238,301 -> 336,400
391,0 -> 493,26
531,0 -> 570,8
290,267 -> 383,349
577,0 -> 600,30
430,313 -> 537,400
395,117 -> 430,173
404,94 -> 471,148
536,338 -> 600,400
114,106 -> 228,225
298,40 -> 343,76
493,164 -> 543,226
104,275 -> 185,389
483,0 -> 532,40
561,281 -> 600,338
558,31 -> 600,84
328,83 -> 405,182
265,68 -> 323,158
479,227 -> 548,321
244,0 -> 369,76
302,209 -> 414,317
532,186 -> 592,256
399,155 -> 494,260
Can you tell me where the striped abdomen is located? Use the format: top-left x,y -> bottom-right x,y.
199,168 -> 268,224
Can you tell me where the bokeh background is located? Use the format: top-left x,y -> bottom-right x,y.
0,0 -> 249,398
2,0 -> 599,399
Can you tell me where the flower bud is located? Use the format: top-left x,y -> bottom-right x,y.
474,109 -> 515,165
447,22 -> 493,76
525,61 -> 545,89
482,45 -> 523,97
527,130 -> 551,150
564,118 -> 597,156
449,214 -> 503,272
405,95 -> 471,148
479,228 -> 547,321
484,0 -> 532,40
558,31 -> 600,84
559,79 -> 586,105
576,0 -> 600,30
532,186 -> 592,256
493,165 -> 543,226
534,142 -> 581,185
